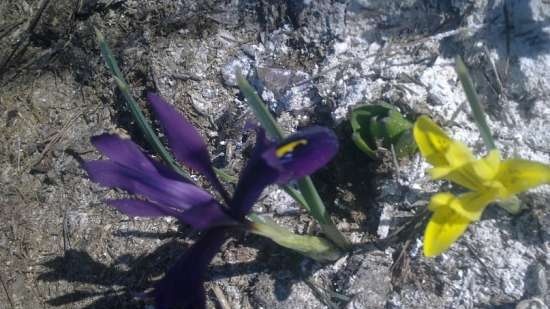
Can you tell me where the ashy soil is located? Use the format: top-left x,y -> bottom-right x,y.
1,0 -> 549,308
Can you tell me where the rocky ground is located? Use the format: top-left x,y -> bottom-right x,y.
0,0 -> 549,308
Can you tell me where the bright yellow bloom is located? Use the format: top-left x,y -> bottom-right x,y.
414,116 -> 550,256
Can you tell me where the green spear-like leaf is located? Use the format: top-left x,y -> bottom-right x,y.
455,56 -> 496,151
96,29 -> 190,179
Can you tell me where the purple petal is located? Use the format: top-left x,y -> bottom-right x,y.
91,134 -> 157,172
147,93 -> 228,200
92,134 -> 189,183
83,160 -> 215,212
105,199 -> 236,230
106,199 -> 170,217
154,228 -> 227,309
269,126 -> 339,182
228,126 -> 338,217
229,128 -> 280,218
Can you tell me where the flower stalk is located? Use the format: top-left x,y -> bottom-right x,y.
455,56 -> 496,151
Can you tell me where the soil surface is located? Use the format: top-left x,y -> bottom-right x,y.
1,1 -> 549,309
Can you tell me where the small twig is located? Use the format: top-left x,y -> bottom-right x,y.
27,0 -> 52,34
0,0 -> 51,73
0,274 -> 14,309
378,206 -> 430,247
390,144 -> 401,182
24,109 -> 82,172
16,136 -> 21,173
390,239 -> 412,287
62,207 -> 71,252
212,284 -> 232,309
0,21 -> 25,40
464,242 -> 499,282
483,46 -> 505,96
446,101 -> 466,127
303,278 -> 340,309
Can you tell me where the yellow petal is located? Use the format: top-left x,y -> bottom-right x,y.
441,151 -> 500,191
449,191 -> 495,221
428,192 -> 455,212
496,159 -> 550,198
428,166 -> 453,179
444,142 -> 476,169
442,163 -> 486,191
413,116 -> 454,166
428,192 -> 492,221
424,206 -> 471,257
471,150 -> 501,181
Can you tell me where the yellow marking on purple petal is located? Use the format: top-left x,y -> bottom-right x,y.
276,139 -> 308,158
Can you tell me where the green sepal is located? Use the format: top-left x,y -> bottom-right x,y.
496,195 -> 522,215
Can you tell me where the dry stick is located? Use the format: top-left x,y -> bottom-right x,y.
390,144 -> 401,182
23,109 -> 83,173
390,239 -> 412,286
0,21 -> 24,40
377,206 -> 430,248
0,274 -> 14,309
0,0 -> 51,74
303,279 -> 339,309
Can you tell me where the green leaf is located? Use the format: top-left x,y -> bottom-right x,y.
384,109 -> 412,141
350,103 -> 416,159
455,56 -> 496,151
248,214 -> 342,262
393,129 -> 417,158
96,29 -> 190,180
236,73 -> 284,141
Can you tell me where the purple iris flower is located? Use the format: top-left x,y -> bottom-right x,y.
83,93 -> 338,309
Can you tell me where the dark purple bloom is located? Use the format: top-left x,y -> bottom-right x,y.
83,93 -> 338,309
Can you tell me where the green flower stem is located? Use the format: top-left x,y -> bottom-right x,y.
248,214 -> 341,262
297,178 -> 351,250
237,74 -> 350,250
455,56 -> 497,151
97,29 -> 190,180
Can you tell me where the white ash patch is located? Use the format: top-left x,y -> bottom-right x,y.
262,188 -> 300,215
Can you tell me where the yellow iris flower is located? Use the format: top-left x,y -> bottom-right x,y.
414,116 -> 550,257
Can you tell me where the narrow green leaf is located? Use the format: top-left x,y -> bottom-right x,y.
297,178 -> 352,250
237,73 -> 284,141
352,132 -> 377,158
96,30 -> 190,180
455,56 -> 497,151
282,186 -> 309,211
248,214 -> 342,262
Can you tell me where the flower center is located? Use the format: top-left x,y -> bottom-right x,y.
276,139 -> 308,159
